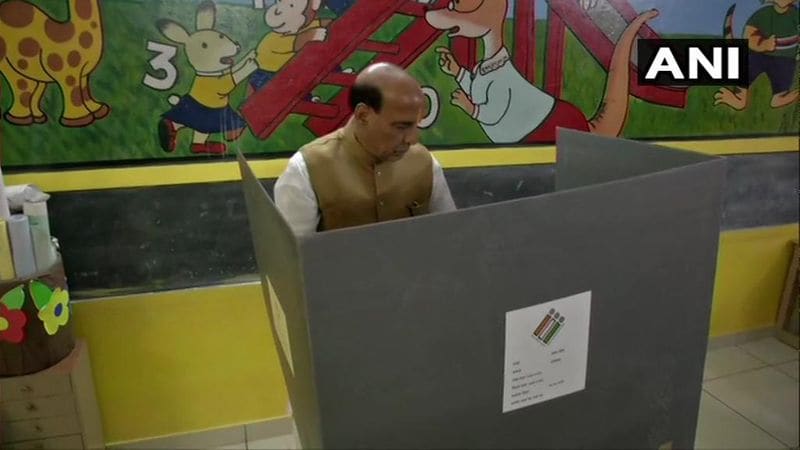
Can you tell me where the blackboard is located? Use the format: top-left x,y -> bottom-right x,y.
44,152 -> 797,299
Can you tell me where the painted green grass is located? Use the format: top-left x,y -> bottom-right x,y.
1,0 -> 326,166
1,1 -> 795,168
560,31 -> 799,138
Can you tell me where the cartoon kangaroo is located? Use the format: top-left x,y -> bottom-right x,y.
715,0 -> 799,110
156,1 -> 258,155
425,0 -> 659,143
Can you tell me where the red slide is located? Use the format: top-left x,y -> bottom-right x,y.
241,0 -> 451,140
241,0 -> 687,141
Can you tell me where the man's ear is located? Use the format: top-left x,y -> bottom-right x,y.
353,103 -> 371,124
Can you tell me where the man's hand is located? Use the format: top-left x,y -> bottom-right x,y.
451,89 -> 476,116
763,35 -> 777,52
242,58 -> 258,73
746,26 -> 779,53
233,57 -> 259,84
295,28 -> 328,51
435,47 -> 461,77
311,27 -> 328,42
231,50 -> 257,74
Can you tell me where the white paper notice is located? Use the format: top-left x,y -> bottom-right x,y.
266,277 -> 295,376
502,291 -> 591,413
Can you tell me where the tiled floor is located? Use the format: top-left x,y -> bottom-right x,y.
212,337 -> 799,450
697,337 -> 798,450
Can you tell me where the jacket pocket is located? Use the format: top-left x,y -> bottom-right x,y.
408,199 -> 430,216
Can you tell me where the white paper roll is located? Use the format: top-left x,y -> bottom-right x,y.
24,201 -> 56,271
0,164 -> 10,220
7,214 -> 36,278
23,200 -> 48,217
6,184 -> 50,212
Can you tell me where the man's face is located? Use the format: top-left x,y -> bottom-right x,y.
359,87 -> 425,163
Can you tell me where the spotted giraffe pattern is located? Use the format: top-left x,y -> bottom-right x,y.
0,0 -> 108,127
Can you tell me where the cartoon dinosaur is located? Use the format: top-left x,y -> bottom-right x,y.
425,0 -> 658,143
715,0 -> 799,110
156,1 -> 258,155
0,0 -> 108,127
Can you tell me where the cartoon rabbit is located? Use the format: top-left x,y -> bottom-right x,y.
156,0 -> 258,155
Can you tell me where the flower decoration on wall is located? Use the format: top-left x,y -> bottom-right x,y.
0,286 -> 28,344
30,281 -> 71,336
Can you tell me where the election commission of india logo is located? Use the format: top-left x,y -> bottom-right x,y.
532,308 -> 566,345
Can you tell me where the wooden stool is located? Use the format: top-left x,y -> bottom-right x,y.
0,339 -> 104,449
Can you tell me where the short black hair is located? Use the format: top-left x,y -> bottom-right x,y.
349,82 -> 383,112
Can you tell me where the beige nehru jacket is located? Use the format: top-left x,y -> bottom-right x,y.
274,127 -> 456,235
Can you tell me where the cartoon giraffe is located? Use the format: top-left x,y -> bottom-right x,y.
0,0 -> 108,127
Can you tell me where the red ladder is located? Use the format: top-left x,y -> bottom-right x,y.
241,0 -> 451,140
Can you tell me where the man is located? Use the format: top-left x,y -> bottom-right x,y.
274,63 -> 457,235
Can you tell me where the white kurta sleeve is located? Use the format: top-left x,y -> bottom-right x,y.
274,152 -> 320,236
475,81 -> 512,126
456,67 -> 473,95
429,156 -> 457,213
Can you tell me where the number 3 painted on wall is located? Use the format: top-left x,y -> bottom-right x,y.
143,41 -> 178,91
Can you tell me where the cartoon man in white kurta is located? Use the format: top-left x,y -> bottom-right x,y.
425,0 -> 659,143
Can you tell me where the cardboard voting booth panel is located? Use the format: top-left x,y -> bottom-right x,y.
240,165 -> 323,446
239,129 -> 726,449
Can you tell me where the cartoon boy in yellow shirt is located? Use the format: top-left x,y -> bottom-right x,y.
249,0 -> 354,98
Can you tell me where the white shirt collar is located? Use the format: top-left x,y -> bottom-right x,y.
477,47 -> 511,76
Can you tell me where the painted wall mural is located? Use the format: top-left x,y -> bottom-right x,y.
1,0 -> 797,167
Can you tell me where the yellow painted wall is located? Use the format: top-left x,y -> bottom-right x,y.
709,224 -> 799,337
69,224 -> 798,445
71,284 -> 289,445
4,136 -> 796,193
